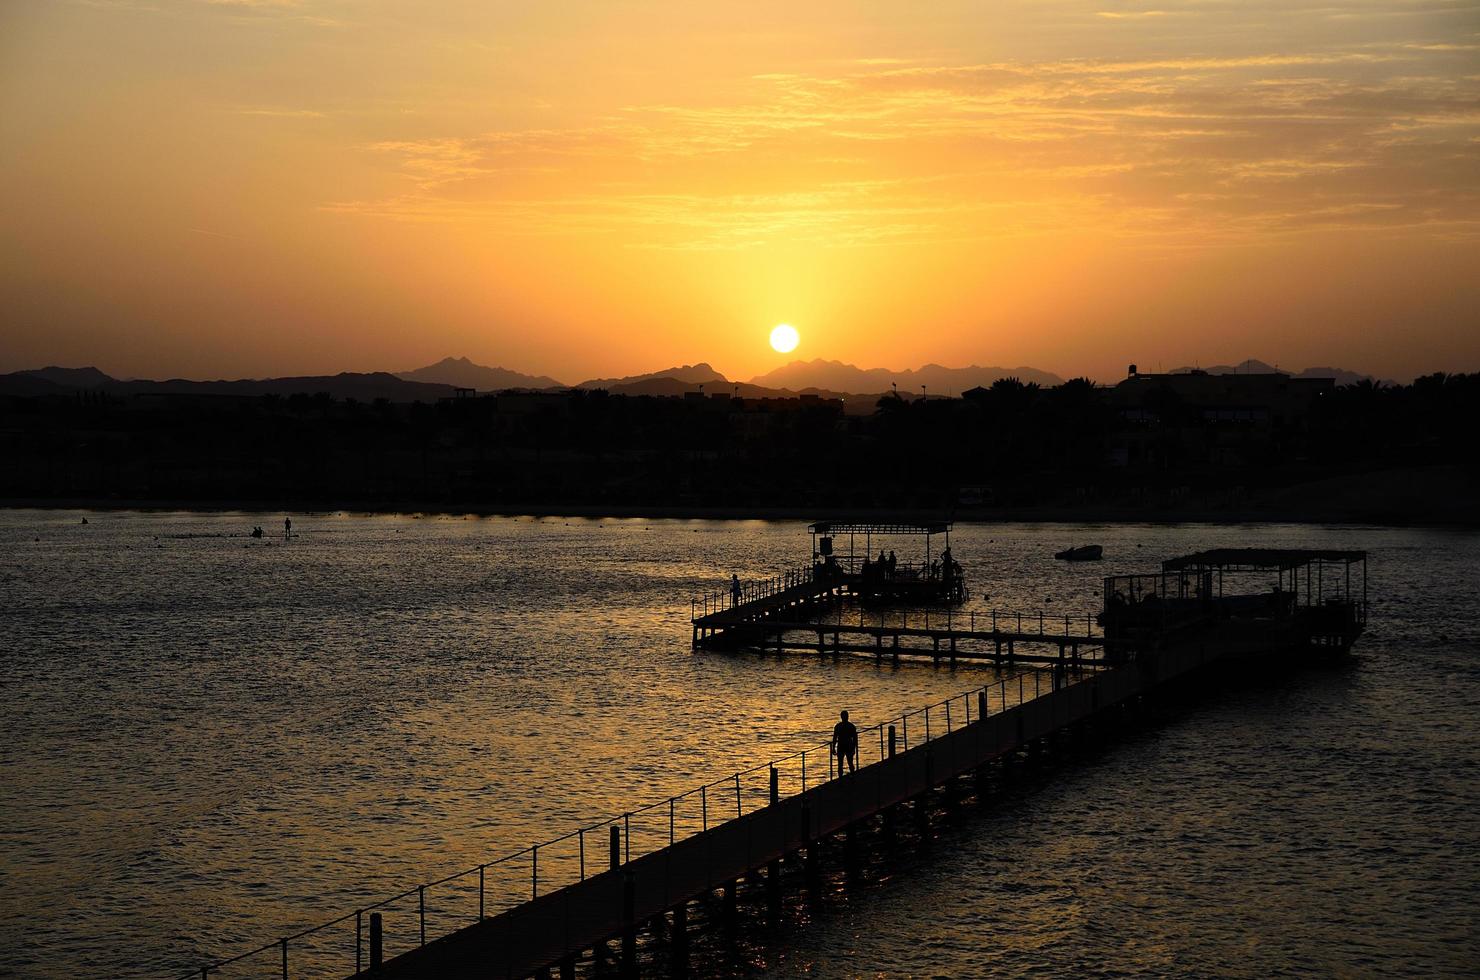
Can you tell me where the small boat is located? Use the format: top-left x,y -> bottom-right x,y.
1055,544 -> 1103,561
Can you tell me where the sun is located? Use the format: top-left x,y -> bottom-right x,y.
770,323 -> 800,354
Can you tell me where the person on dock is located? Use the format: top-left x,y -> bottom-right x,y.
888,550 -> 897,575
731,573 -> 742,608
284,516 -> 292,539
831,710 -> 858,776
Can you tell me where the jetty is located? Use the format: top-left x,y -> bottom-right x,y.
179,546 -> 1367,980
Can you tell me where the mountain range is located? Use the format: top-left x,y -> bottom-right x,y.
1,356 -> 1386,403
0,367 -> 457,402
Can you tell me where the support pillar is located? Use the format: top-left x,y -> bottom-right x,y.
671,903 -> 689,979
621,872 -> 637,980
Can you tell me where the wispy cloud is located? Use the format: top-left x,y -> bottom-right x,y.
237,106 -> 325,118
330,39 -> 1480,249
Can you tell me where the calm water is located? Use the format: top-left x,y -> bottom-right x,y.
1,512 -> 1476,978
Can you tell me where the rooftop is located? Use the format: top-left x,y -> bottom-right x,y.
809,520 -> 952,536
1162,548 -> 1367,571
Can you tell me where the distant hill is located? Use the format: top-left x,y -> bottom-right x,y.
0,366 -> 455,402
748,359 -> 1064,395
397,356 -> 564,390
115,372 -> 456,402
576,362 -> 729,390
10,365 -> 117,388
1170,360 -> 1374,386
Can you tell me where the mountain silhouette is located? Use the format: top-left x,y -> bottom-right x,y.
11,366 -> 118,388
397,356 -> 564,390
749,358 -> 1064,395
575,362 -> 729,390
0,367 -> 455,401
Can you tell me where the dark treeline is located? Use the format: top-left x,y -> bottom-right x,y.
1,373 -> 1476,520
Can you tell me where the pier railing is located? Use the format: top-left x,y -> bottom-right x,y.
808,604 -> 1104,639
691,564 -> 818,619
691,570 -> 1104,642
179,667 -> 1089,979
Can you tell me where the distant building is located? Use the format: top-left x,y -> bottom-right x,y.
1110,367 -> 1334,467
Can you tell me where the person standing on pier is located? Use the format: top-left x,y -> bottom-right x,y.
831,710 -> 858,776
731,573 -> 742,608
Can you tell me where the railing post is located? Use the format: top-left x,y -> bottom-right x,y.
770,767 -> 779,805
670,797 -> 676,844
734,774 -> 743,817
979,689 -> 987,720
701,785 -> 708,831
925,705 -> 931,741
610,825 -> 621,870
888,724 -> 897,757
370,912 -> 383,969
578,831 -> 585,880
419,884 -> 426,946
624,812 -> 630,863
479,865 -> 486,917
356,909 -> 363,973
532,845 -> 539,900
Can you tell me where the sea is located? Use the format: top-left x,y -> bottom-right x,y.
1,511 -> 1476,978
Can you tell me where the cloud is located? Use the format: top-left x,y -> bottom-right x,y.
330,38 -> 1480,249
237,106 -> 325,118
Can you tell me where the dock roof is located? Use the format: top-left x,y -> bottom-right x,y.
808,520 -> 951,536
1162,548 -> 1367,571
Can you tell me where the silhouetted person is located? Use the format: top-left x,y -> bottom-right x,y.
251,525 -> 263,539
731,573 -> 742,608
284,516 -> 292,538
831,710 -> 858,775
888,550 -> 897,574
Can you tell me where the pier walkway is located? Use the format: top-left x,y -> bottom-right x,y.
361,653 -> 1197,980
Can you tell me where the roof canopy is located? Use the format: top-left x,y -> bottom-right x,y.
1162,548 -> 1366,571
809,521 -> 951,536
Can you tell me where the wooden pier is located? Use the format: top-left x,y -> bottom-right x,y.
355,549 -> 1367,980
180,548 -> 1368,980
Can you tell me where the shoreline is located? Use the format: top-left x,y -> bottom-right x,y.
4,496 -> 1477,528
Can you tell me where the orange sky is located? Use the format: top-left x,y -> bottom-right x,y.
2,1 -> 1477,384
